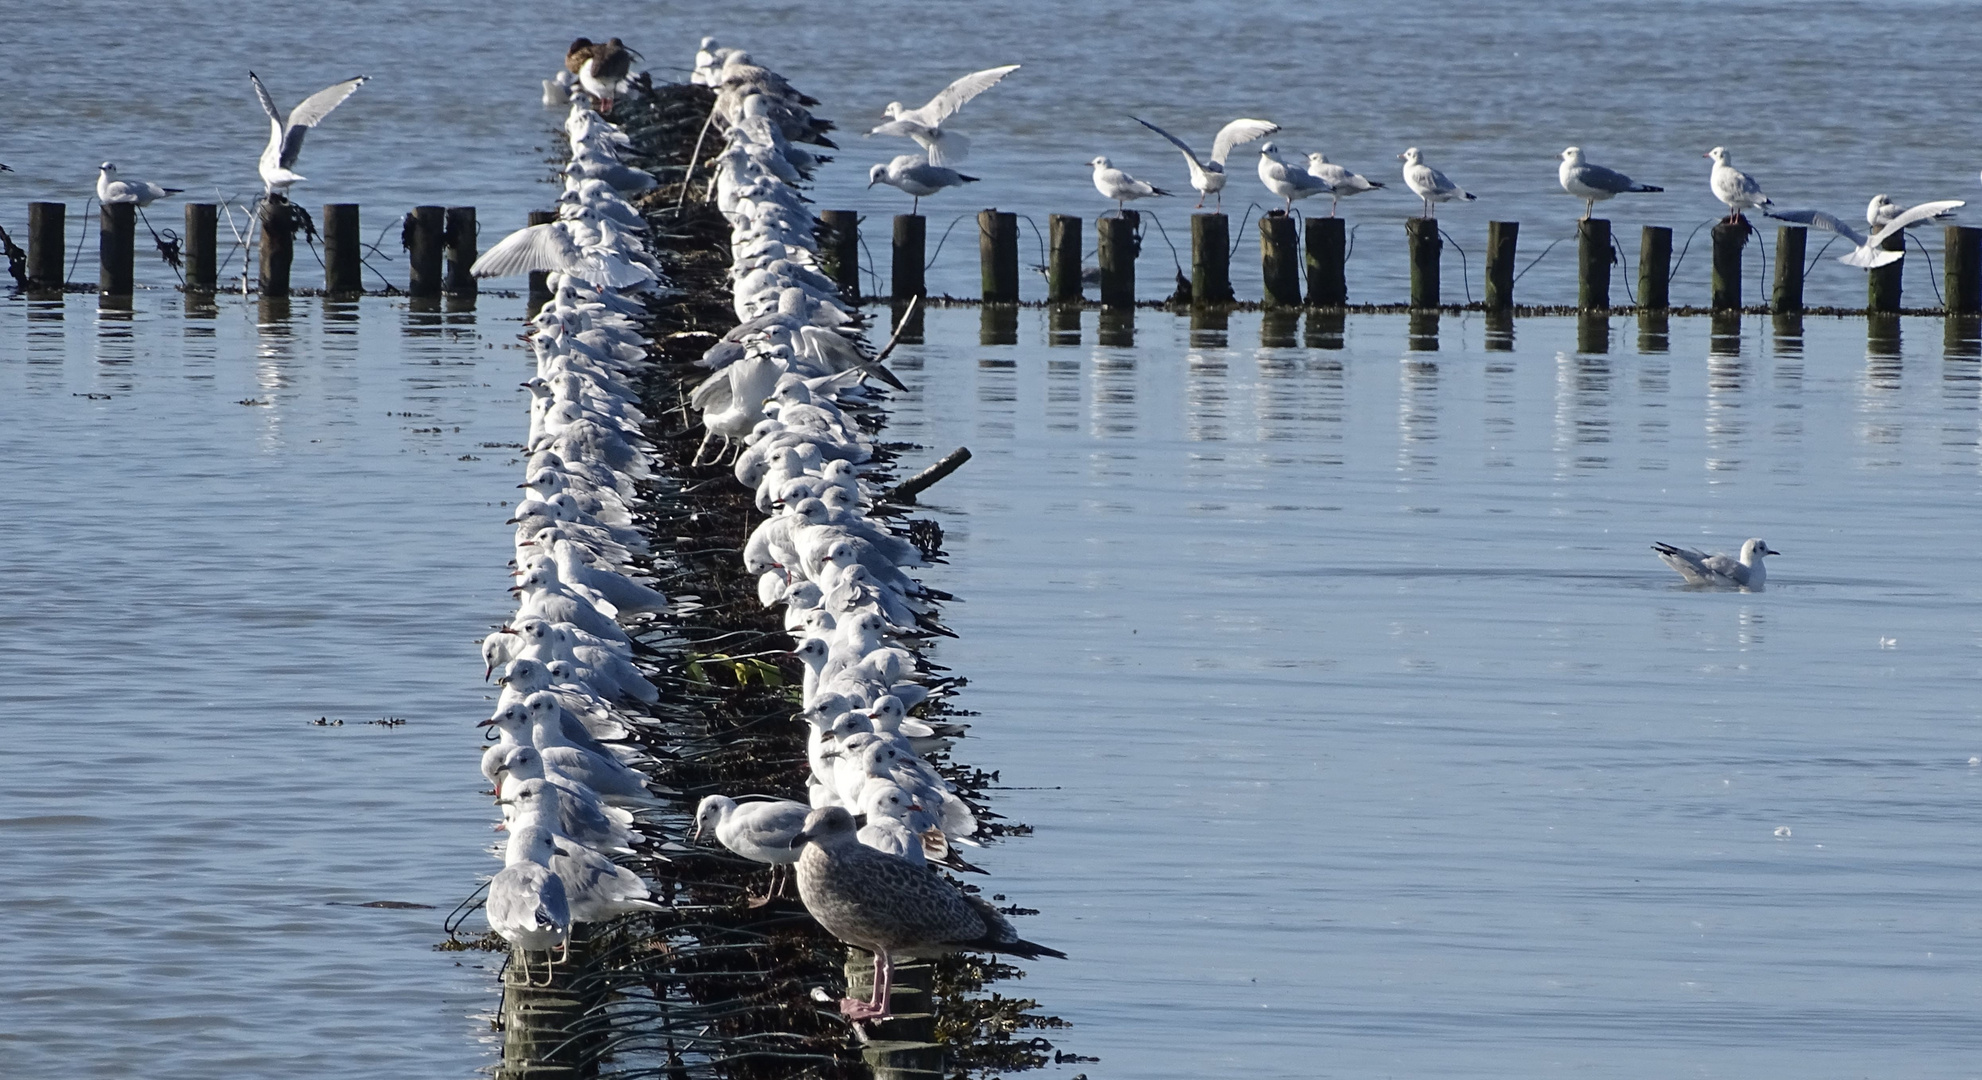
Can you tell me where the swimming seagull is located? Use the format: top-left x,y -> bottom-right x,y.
868,65 -> 1019,167
1303,153 -> 1384,217
1399,148 -> 1475,218
1651,538 -> 1779,588
1089,156 -> 1172,215
96,163 -> 181,206
867,154 -> 977,214
1704,147 -> 1771,223
251,72 -> 368,196
1256,142 -> 1330,213
1765,200 -> 1964,268
1867,193 -> 1958,231
1557,147 -> 1662,221
1131,115 -> 1279,210
790,806 -> 1065,1021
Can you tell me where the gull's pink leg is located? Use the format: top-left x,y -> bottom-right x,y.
839,948 -> 893,1020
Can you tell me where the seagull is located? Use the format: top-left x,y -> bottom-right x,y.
1704,146 -> 1771,223
1867,193 -> 1958,231
694,794 -> 812,905
1651,538 -> 1779,588
790,806 -> 1065,1022
1303,153 -> 1384,217
1399,148 -> 1475,218
487,825 -> 570,985
250,72 -> 368,196
1131,116 -> 1279,210
1089,156 -> 1171,215
95,163 -> 181,207
1557,147 -> 1662,220
866,154 -> 977,214
470,212 -> 657,289
566,37 -> 641,112
1765,200 -> 1964,268
1256,142 -> 1330,213
867,65 -> 1019,166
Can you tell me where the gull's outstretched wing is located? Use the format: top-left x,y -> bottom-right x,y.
1208,118 -> 1279,165
1765,208 -> 1871,248
1867,199 -> 1964,246
472,222 -> 580,279
905,64 -> 1019,126
277,75 -> 368,168
249,71 -> 283,122
1132,116 -> 1203,167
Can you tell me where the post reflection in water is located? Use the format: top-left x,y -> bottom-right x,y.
1397,355 -> 1438,474
1576,311 -> 1608,356
1088,348 -> 1136,439
975,356 -> 1017,441
1185,349 -> 1227,443
1048,303 -> 1081,346
1259,309 -> 1298,349
1772,312 -> 1804,356
1709,311 -> 1741,356
1188,306 -> 1227,349
891,298 -> 926,344
1705,337 -> 1747,475
1096,307 -> 1134,348
1867,311 -> 1902,359
1945,314 -> 1981,359
1637,309 -> 1669,354
1484,309 -> 1514,352
1305,308 -> 1344,351
1555,349 -> 1613,472
1408,309 -> 1439,352
980,304 -> 1018,346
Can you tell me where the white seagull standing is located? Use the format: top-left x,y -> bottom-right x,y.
96,163 -> 181,206
1557,147 -> 1662,220
1255,142 -> 1330,213
866,154 -> 978,214
867,65 -> 1019,166
1652,538 -> 1779,589
1704,146 -> 1771,223
1765,199 -> 1965,268
1303,153 -> 1384,217
1131,115 -> 1279,210
1399,148 -> 1475,218
251,72 -> 368,196
1089,156 -> 1171,214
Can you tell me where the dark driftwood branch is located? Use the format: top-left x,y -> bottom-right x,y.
887,446 -> 971,504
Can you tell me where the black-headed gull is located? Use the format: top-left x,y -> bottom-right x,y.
1256,142 -> 1330,213
867,154 -> 978,214
867,65 -> 1019,166
1705,147 -> 1772,223
250,72 -> 368,196
1765,200 -> 1964,268
1867,193 -> 1958,231
95,162 -> 181,206
694,794 -> 812,904
1557,147 -> 1662,220
1131,115 -> 1279,210
1303,153 -> 1384,217
791,806 -> 1065,1022
1089,155 -> 1171,214
1652,538 -> 1778,588
487,825 -> 570,981
1399,147 -> 1475,218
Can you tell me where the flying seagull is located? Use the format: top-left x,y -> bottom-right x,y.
867,64 -> 1019,166
1131,115 -> 1279,210
251,72 -> 368,196
1766,199 -> 1964,268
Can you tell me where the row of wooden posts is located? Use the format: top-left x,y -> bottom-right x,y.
16,200 -> 480,298
816,209 -> 1982,315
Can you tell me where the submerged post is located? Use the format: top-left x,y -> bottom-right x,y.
184,203 -> 218,292
1306,216 -> 1346,307
978,209 -> 1019,303
323,203 -> 362,296
1772,225 -> 1806,314
1710,221 -> 1747,311
1947,225 -> 1982,314
406,205 -> 445,297
1097,210 -> 1138,308
260,197 -> 297,298
1639,225 -> 1671,311
526,210 -> 556,310
27,202 -> 65,289
891,214 -> 925,300
98,202 -> 135,297
1484,220 -> 1517,312
1191,212 -> 1231,305
1048,213 -> 1082,303
445,206 -> 478,298
1577,218 -> 1611,310
1406,218 -> 1440,308
817,209 -> 860,300
1868,231 -> 1904,313
1259,212 -> 1300,307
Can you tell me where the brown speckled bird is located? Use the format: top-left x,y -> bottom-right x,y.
565,37 -> 640,113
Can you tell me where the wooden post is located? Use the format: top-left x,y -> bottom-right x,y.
1047,213 -> 1082,303
1097,210 -> 1138,309
98,202 -> 135,296
1305,216 -> 1346,307
323,203 -> 362,296
817,209 -> 860,300
1484,221 -> 1517,313
844,952 -> 942,1080
1577,218 -> 1611,310
1947,226 -> 1982,315
1771,225 -> 1805,314
184,203 -> 218,292
1639,226 -> 1671,311
978,209 -> 1018,303
260,196 -> 296,298
1710,222 -> 1748,311
526,210 -> 557,311
445,206 -> 478,298
1191,212 -> 1231,305
406,205 -> 445,297
27,202 -> 65,289
1259,212 -> 1300,308
891,214 -> 926,300
1406,218 -> 1440,308
1868,231 -> 1905,313
496,945 -> 587,1080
